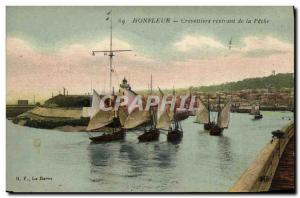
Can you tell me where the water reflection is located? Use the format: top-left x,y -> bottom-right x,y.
217,135 -> 233,172
87,136 -> 180,182
87,144 -> 109,183
153,142 -> 180,169
88,143 -> 112,167
119,143 -> 147,176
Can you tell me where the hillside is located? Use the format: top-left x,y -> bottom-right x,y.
194,73 -> 294,92
137,73 -> 294,95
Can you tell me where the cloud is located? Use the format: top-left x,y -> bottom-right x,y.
6,36 -> 294,103
241,36 -> 293,52
238,36 -> 293,57
173,34 -> 293,59
174,35 -> 226,52
6,37 -> 157,103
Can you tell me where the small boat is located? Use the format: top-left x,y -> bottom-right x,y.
204,122 -> 215,130
138,108 -> 160,142
89,128 -> 125,142
251,103 -> 263,120
271,130 -> 285,139
209,124 -> 224,136
167,119 -> 183,143
209,96 -> 231,136
167,129 -> 183,142
138,75 -> 160,142
254,114 -> 263,120
195,94 -> 214,130
157,86 -> 184,143
87,105 -> 126,143
138,128 -> 160,142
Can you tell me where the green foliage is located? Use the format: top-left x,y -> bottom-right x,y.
196,73 -> 294,92
155,73 -> 294,94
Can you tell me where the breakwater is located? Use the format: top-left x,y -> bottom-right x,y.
229,122 -> 294,192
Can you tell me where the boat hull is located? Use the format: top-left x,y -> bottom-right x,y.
254,114 -> 263,120
204,122 -> 215,130
209,126 -> 224,136
89,128 -> 125,143
138,128 -> 160,142
167,129 -> 183,142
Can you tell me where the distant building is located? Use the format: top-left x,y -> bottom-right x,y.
119,77 -> 131,90
18,100 -> 28,106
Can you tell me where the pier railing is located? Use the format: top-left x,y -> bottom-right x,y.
229,122 -> 294,192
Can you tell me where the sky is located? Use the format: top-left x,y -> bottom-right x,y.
6,6 -> 294,103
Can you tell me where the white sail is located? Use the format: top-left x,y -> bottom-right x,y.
123,109 -> 150,129
195,98 -> 209,124
86,109 -> 114,131
81,90 -> 102,118
217,101 -> 231,128
90,89 -> 101,117
123,89 -> 137,114
250,105 -> 255,115
250,104 -> 260,115
254,105 -> 260,115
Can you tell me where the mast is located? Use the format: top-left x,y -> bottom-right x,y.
150,74 -> 153,95
90,10 -> 133,131
109,11 -> 113,95
207,94 -> 210,123
92,10 -> 132,95
150,75 -> 155,129
217,95 -> 221,125
172,86 -> 175,96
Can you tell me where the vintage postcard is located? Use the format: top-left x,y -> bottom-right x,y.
6,6 -> 295,192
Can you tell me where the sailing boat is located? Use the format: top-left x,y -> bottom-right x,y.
156,87 -> 184,142
138,105 -> 160,142
122,87 -> 151,130
87,89 -> 126,142
138,75 -> 160,142
251,103 -> 263,120
87,10 -> 132,142
166,89 -> 184,142
195,94 -> 215,130
209,96 -> 231,136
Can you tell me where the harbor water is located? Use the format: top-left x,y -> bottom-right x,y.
6,111 -> 293,192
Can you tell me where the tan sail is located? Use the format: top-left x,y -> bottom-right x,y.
217,101 -> 231,128
123,109 -> 150,129
195,98 -> 209,124
86,109 -> 114,131
156,110 -> 174,129
118,107 -> 128,126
